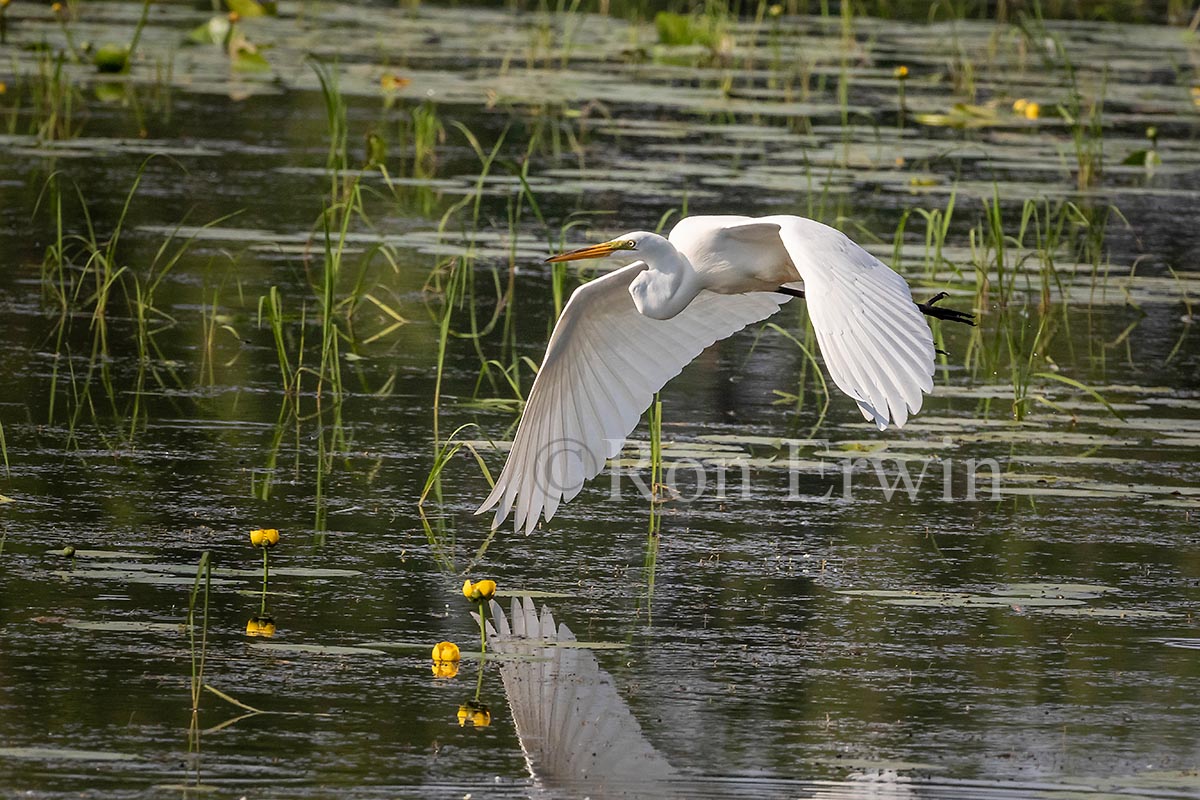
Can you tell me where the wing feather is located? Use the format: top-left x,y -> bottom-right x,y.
478,262 -> 787,533
770,215 -> 936,430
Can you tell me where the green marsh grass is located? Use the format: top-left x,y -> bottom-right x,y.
36,161 -> 225,444
428,123 -> 509,444
959,187 -> 1124,421
768,322 -> 831,436
0,417 -> 8,478
312,58 -> 350,200
187,552 -> 212,718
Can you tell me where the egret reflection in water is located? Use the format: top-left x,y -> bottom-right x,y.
484,597 -> 925,800
483,596 -> 682,799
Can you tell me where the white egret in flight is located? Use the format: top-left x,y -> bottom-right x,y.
477,214 -> 974,533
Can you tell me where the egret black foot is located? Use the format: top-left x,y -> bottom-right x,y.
917,292 -> 976,326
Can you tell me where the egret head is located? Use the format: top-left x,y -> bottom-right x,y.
545,231 -> 661,265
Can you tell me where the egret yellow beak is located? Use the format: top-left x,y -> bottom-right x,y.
545,240 -> 630,263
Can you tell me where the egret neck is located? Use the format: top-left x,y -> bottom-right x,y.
545,231 -> 703,322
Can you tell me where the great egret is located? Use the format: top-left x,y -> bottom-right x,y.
476,214 -> 974,534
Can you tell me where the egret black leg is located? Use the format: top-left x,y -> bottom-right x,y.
916,292 -> 976,326
776,286 -> 975,326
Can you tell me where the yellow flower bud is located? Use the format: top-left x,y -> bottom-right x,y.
51,2 -> 63,14
249,528 -> 280,548
431,641 -> 461,662
462,578 -> 497,602
1023,102 -> 1039,120
893,65 -> 909,80
380,74 -> 411,91
471,709 -> 491,727
1012,98 -> 1028,113
768,3 -> 783,16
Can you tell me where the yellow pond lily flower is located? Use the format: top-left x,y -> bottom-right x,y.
249,528 -> 280,548
1012,98 -> 1039,120
380,74 -> 411,91
462,579 -> 497,602
245,616 -> 276,637
431,641 -> 461,662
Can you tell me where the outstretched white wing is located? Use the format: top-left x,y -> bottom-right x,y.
769,215 -> 936,430
476,262 -> 787,534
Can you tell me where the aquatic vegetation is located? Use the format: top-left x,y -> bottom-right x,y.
462,578 -> 497,602
249,527 -> 278,616
244,615 -> 276,637
187,552 -> 212,717
431,642 -> 460,662
457,701 -> 491,727
0,1 -> 1196,793
463,578 -> 497,653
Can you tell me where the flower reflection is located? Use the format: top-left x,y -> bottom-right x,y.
457,701 -> 491,727
245,615 -> 276,637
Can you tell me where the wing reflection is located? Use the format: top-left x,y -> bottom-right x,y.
485,596 -> 685,799
484,597 -> 918,800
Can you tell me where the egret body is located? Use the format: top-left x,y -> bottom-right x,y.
477,214 -> 973,533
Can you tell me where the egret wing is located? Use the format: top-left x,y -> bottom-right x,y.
770,215 -> 935,430
476,262 -> 787,533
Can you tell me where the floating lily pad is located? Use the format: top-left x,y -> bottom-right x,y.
64,620 -> 185,634
248,643 -> 389,656
152,784 -> 221,794
494,589 -> 571,599
53,569 -> 238,587
995,583 -> 1120,598
0,746 -> 138,761
884,595 -> 1087,608
544,640 -> 628,650
1156,638 -> 1200,649
48,549 -> 155,560
1033,607 -> 1180,619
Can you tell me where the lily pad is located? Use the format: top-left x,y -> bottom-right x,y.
0,746 -> 138,761
64,620 -> 186,634
248,643 -> 389,656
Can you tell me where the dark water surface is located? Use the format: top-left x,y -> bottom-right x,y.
0,2 -> 1197,798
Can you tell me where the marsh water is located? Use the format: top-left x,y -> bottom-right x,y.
0,1 -> 1198,797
